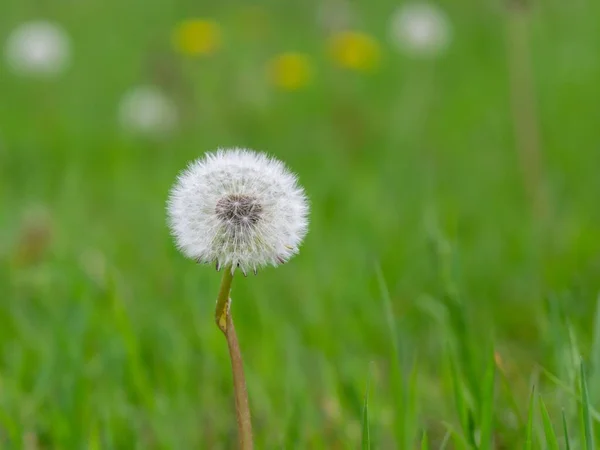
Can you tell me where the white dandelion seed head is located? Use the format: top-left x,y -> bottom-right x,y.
389,3 -> 451,58
235,69 -> 271,112
4,20 -> 71,77
118,85 -> 178,136
317,0 -> 355,34
167,148 -> 309,275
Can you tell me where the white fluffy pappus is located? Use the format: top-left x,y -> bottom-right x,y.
4,20 -> 71,77
389,3 -> 452,58
167,148 -> 309,275
118,85 -> 178,137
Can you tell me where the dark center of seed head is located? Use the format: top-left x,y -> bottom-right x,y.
215,194 -> 263,227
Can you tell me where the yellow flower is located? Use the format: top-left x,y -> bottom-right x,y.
328,31 -> 380,72
267,52 -> 313,91
172,19 -> 221,56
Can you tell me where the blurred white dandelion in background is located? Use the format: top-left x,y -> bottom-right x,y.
117,85 -> 178,137
235,69 -> 271,112
389,2 -> 452,58
4,20 -> 71,77
317,0 -> 355,34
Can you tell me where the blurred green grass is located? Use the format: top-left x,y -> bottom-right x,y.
1,0 -> 600,448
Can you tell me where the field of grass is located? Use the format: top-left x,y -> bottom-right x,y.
2,0 -> 600,448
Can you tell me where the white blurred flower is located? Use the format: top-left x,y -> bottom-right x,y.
167,148 -> 309,275
4,20 -> 71,77
80,248 -> 107,286
235,69 -> 271,111
389,3 -> 451,58
317,0 -> 355,34
118,85 -> 178,136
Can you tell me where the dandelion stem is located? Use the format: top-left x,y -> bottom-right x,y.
215,268 -> 234,331
223,308 -> 254,450
215,269 -> 254,450
505,0 -> 548,220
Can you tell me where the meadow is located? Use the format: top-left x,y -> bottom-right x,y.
1,0 -> 600,448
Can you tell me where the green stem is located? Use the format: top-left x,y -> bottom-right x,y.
506,2 -> 548,221
214,268 -> 254,450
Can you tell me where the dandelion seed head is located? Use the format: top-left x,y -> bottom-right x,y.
167,148 -> 309,274
389,3 -> 451,58
4,20 -> 71,77
118,85 -> 178,136
317,0 -> 355,34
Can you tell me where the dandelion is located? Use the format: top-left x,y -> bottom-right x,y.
172,19 -> 221,57
117,85 -> 178,136
167,148 -> 309,449
4,20 -> 71,77
167,148 -> 309,275
328,31 -> 380,72
235,69 -> 271,111
317,0 -> 355,34
80,248 -> 107,287
389,3 -> 451,58
267,52 -> 313,91
12,205 -> 53,266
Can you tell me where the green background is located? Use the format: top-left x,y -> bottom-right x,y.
1,0 -> 600,448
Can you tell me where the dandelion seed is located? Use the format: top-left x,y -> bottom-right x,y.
328,31 -> 380,72
118,85 -> 178,136
172,19 -> 221,57
167,148 -> 309,274
4,20 -> 71,77
267,52 -> 313,91
389,3 -> 451,58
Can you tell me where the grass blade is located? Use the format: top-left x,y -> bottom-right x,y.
524,386 -> 535,450
448,353 -> 477,449
449,354 -> 467,444
376,266 -> 409,448
441,422 -> 469,450
439,429 -> 452,450
540,366 -> 600,423
407,358 -> 420,438
479,350 -> 496,450
443,290 -> 478,404
591,294 -> 600,402
420,430 -> 429,450
538,395 -> 559,450
497,362 -> 525,428
361,365 -> 372,450
562,409 -> 571,450
580,359 -> 595,450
